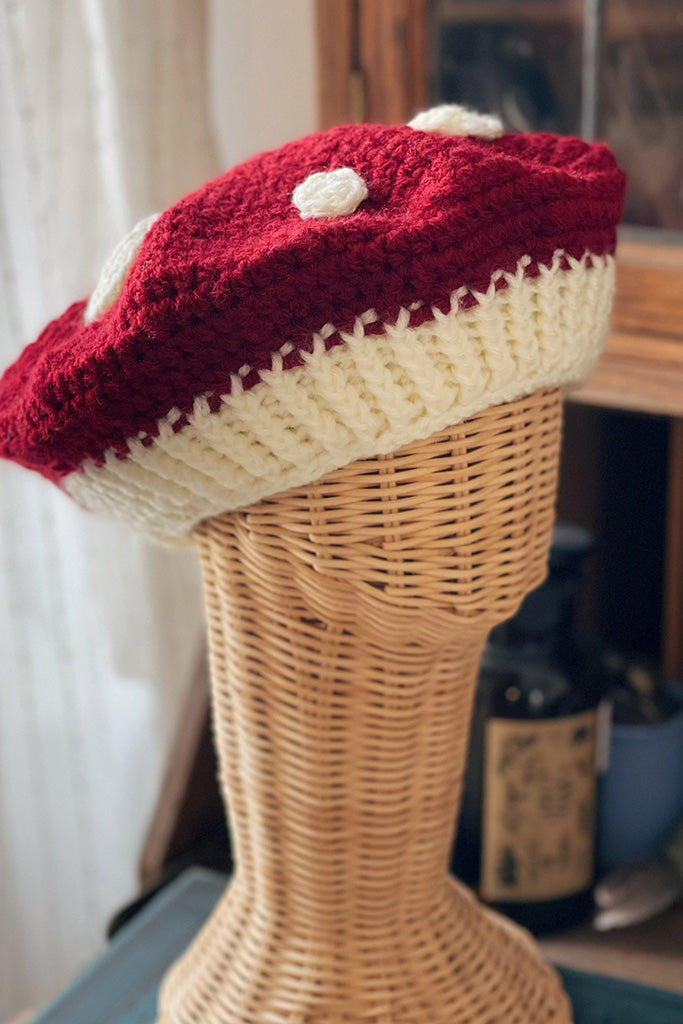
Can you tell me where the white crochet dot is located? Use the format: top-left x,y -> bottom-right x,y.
408,104 -> 503,140
84,213 -> 159,323
293,167 -> 368,219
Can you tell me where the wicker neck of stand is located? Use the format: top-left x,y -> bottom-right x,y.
157,387 -> 572,1024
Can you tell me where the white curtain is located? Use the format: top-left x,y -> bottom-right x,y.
0,1 -> 316,1017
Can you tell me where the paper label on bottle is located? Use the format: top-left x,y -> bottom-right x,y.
480,710 -> 597,902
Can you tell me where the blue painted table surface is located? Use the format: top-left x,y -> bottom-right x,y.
28,867 -> 683,1023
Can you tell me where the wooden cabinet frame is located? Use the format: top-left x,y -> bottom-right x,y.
316,1 -> 428,128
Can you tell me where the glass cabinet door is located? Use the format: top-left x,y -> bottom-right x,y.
429,2 -> 584,136
429,0 -> 683,229
602,1 -> 683,229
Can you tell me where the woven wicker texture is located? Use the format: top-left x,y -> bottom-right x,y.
157,387 -> 572,1024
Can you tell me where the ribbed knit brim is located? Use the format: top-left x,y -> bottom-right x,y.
0,107 -> 626,543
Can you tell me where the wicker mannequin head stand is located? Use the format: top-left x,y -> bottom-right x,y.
0,105 -> 625,1023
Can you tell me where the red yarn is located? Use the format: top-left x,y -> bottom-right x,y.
0,124 -> 626,482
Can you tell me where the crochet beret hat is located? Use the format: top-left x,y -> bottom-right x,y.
0,105 -> 625,543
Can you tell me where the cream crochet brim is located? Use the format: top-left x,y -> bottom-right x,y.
64,249 -> 614,544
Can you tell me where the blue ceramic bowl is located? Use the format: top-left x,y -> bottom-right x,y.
598,681 -> 683,870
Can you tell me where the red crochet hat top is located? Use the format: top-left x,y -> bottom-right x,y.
0,119 -> 624,488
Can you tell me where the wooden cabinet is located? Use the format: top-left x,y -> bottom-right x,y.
315,0 -> 683,674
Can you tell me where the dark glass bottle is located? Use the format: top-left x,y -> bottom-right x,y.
453,522 -> 602,933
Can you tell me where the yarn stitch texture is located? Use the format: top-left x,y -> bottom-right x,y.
0,119 -> 626,538
64,251 -> 613,542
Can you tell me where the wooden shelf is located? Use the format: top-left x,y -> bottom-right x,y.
573,332 -> 683,418
573,236 -> 683,417
540,903 -> 683,996
611,236 -> 683,341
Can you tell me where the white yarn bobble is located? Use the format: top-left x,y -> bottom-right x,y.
293,167 -> 369,219
408,104 -> 503,140
84,213 -> 159,323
